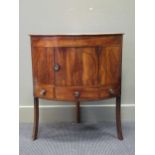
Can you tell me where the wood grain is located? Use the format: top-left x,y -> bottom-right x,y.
31,35 -> 122,48
31,34 -> 122,101
34,84 -> 54,100
30,34 -> 123,140
55,87 -> 99,101
55,47 -> 99,86
31,47 -> 54,85
99,46 -> 121,86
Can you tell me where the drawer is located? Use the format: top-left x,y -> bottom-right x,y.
99,85 -> 121,99
55,87 -> 99,101
34,84 -> 54,100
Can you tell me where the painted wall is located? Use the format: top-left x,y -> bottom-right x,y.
20,0 -> 134,122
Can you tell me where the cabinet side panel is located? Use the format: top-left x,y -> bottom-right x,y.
99,46 -> 122,86
31,47 -> 54,85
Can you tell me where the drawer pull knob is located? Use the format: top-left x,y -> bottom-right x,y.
109,88 -> 115,95
74,91 -> 80,97
54,64 -> 60,71
40,89 -> 46,96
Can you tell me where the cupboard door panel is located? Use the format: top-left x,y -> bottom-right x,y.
31,47 -> 54,86
55,47 -> 99,86
82,48 -> 99,86
99,46 -> 121,86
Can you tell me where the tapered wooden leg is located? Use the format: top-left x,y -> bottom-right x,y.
76,100 -> 80,123
32,97 -> 39,140
116,96 -> 123,140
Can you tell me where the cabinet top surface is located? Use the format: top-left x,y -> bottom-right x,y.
30,33 -> 124,37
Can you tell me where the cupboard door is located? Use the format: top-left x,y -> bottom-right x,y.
31,47 -> 54,98
55,47 -> 99,87
99,46 -> 122,86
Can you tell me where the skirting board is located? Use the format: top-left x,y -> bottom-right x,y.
19,104 -> 135,123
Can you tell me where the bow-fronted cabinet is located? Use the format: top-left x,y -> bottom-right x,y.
30,34 -> 123,140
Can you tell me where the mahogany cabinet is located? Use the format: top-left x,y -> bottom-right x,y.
30,34 -> 123,140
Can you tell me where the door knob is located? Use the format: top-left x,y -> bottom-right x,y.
54,64 -> 60,72
109,88 -> 115,95
40,89 -> 46,96
74,91 -> 80,97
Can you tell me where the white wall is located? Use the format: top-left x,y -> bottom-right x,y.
19,0 -> 134,122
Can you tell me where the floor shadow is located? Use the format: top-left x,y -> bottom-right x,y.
38,123 -> 116,142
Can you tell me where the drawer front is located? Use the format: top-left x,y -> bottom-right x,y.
99,85 -> 121,99
34,84 -> 54,100
34,85 -> 120,100
55,87 -> 99,101
31,35 -> 122,48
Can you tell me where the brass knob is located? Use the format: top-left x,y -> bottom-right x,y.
40,89 -> 46,96
54,64 -> 60,72
74,91 -> 80,97
109,88 -> 115,95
